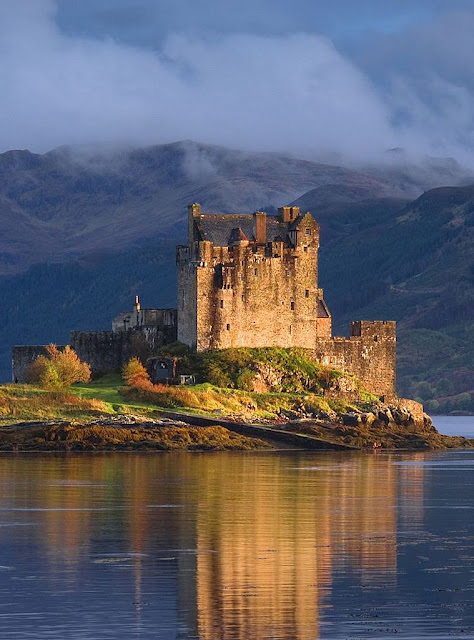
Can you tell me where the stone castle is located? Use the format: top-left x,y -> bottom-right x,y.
12,203 -> 397,401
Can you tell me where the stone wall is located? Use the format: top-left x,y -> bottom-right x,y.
12,345 -> 67,383
70,327 -> 173,376
112,307 -> 177,333
312,321 -> 397,399
12,326 -> 178,382
176,245 -> 198,348
70,332 -> 127,375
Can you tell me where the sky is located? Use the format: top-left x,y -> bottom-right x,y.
1,0 -> 474,164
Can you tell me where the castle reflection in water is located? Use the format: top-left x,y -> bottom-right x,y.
0,452 -> 426,639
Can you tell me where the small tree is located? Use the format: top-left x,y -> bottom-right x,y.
25,356 -> 61,388
25,344 -> 91,389
122,357 -> 151,389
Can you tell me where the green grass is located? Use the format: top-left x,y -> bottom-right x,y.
119,379 -> 362,419
156,344 -> 362,397
0,359 -> 372,425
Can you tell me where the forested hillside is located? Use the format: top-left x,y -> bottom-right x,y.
297,187 -> 474,413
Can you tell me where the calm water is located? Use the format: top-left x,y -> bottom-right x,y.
0,450 -> 473,639
432,415 -> 474,438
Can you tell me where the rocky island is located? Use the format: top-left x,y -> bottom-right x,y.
7,204 -> 471,451
0,349 -> 471,451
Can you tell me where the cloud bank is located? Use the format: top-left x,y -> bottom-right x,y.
1,0 -> 473,165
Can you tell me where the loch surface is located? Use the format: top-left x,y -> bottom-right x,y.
432,415 -> 474,438
0,450 -> 473,639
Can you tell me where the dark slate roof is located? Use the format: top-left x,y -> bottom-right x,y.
317,300 -> 330,318
289,215 -> 303,230
199,214 -> 288,245
228,227 -> 248,243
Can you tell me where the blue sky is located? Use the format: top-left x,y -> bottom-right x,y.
55,1 -> 462,44
1,0 -> 473,164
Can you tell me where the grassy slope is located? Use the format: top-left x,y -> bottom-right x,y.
1,377 -> 472,451
0,377 -> 273,451
0,373 -> 353,424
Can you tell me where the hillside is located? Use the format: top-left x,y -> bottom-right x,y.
0,142 -> 473,410
0,141 -> 399,276
292,187 -> 474,412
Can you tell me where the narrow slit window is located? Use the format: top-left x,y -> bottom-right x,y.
305,290 -> 309,298
226,323 -> 230,331
291,301 -> 295,310
254,268 -> 258,276
220,300 -> 224,309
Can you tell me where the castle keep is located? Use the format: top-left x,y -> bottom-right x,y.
177,204 -> 331,351
12,203 -> 397,400
177,204 -> 396,398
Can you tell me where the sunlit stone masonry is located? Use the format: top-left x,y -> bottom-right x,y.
13,202 -> 403,403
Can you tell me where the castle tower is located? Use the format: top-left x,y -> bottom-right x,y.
176,204 -> 332,351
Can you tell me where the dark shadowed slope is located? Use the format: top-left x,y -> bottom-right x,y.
314,187 -> 474,412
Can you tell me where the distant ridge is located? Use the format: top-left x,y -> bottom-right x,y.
0,140 -> 402,276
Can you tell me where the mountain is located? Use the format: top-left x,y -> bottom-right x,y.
0,141 -> 401,276
364,150 -> 474,196
0,141 -> 473,411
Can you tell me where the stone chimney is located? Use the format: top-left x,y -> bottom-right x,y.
134,295 -> 141,312
278,206 -> 291,222
253,211 -> 267,244
289,206 -> 300,222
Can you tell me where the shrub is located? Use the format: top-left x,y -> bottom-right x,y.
436,377 -> 453,397
122,357 -> 151,389
426,399 -> 440,413
25,356 -> 61,388
454,392 -> 473,411
205,361 -> 232,388
26,345 -> 91,389
236,368 -> 256,391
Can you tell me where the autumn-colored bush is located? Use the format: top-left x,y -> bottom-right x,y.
25,345 -> 91,389
122,357 -> 152,389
